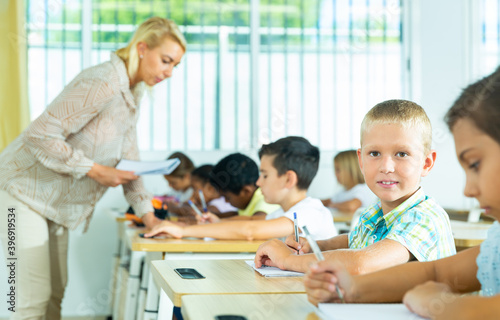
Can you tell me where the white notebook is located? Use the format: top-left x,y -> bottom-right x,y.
245,261 -> 304,277
116,158 -> 180,175
318,303 -> 428,320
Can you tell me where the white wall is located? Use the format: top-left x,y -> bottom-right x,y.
0,0 -> 485,317
409,0 -> 478,210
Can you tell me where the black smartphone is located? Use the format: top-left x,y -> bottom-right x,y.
214,316 -> 247,320
174,268 -> 205,279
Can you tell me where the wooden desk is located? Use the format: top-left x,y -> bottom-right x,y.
330,209 -> 353,223
115,219 -> 265,320
182,294 -> 319,320
451,220 -> 492,250
151,259 -> 306,307
131,231 -> 265,253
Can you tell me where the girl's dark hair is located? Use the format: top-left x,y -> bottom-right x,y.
191,165 -> 214,184
209,153 -> 259,194
166,152 -> 195,177
446,67 -> 500,144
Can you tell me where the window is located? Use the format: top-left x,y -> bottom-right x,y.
26,0 -> 407,151
480,0 -> 500,76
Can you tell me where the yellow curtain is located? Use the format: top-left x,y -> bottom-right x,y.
0,0 -> 29,152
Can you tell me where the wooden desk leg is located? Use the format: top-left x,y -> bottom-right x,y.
123,251 -> 145,320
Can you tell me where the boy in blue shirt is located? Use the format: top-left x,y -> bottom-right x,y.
254,100 -> 456,274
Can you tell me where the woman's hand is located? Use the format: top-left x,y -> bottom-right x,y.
403,281 -> 457,319
304,260 -> 353,306
141,212 -> 163,230
144,221 -> 184,239
285,235 -> 311,254
87,163 -> 139,187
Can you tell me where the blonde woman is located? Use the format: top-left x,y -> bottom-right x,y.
322,150 -> 376,213
0,17 -> 185,319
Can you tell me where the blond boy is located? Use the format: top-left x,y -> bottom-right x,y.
255,100 -> 456,274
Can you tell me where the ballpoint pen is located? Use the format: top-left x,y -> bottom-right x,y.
293,212 -> 299,254
199,190 -> 208,213
187,200 -> 203,217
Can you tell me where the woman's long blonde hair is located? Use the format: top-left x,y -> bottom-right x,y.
116,17 -> 187,81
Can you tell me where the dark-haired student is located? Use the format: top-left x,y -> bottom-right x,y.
206,153 -> 279,220
145,137 -> 337,240
190,164 -> 238,218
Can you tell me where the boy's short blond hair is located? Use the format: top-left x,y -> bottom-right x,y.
360,100 -> 432,154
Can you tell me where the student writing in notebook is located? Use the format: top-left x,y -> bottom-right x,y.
321,150 -> 376,214
190,164 -> 238,218
163,152 -> 194,203
304,68 -> 500,320
159,151 -> 197,218
144,137 -> 337,240
254,100 -> 456,274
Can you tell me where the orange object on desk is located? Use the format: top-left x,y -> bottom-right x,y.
125,213 -> 143,224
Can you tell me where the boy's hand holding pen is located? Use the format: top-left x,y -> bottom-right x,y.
285,235 -> 311,255
302,226 -> 345,303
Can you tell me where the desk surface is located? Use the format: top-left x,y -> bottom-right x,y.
131,229 -> 265,252
181,294 -> 319,320
151,259 -> 306,307
451,220 -> 492,248
117,221 -> 265,253
329,209 -> 353,223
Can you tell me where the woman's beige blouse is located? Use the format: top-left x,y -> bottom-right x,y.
0,53 -> 154,231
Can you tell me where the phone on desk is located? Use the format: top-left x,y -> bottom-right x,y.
174,268 -> 205,279
214,316 -> 247,320
138,233 -> 149,238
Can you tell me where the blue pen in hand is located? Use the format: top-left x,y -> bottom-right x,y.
293,212 -> 299,254
302,226 -> 345,303
187,200 -> 203,217
198,190 -> 208,213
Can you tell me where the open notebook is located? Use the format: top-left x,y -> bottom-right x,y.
318,303 -> 428,320
245,261 -> 304,277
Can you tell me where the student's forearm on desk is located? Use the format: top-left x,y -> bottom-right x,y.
351,247 -> 481,303
224,212 -> 267,221
182,219 -> 292,240
433,295 -> 500,320
287,238 -> 409,275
